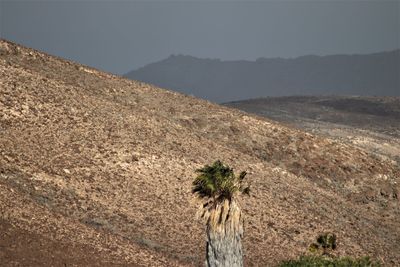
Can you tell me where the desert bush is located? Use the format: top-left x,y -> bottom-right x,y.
278,255 -> 380,267
279,233 -> 380,267
308,232 -> 337,255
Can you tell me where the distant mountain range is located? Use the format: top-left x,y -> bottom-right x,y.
124,50 -> 400,103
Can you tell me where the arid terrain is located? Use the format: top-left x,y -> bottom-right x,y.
225,96 -> 400,166
1,39 -> 400,266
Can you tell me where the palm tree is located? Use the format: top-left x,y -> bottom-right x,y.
192,160 -> 250,267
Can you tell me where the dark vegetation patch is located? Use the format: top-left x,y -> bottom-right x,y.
278,255 -> 380,267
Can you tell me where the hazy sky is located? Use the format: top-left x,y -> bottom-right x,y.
1,0 -> 399,75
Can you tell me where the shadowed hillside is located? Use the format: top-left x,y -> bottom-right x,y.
124,51 -> 400,103
1,39 -> 400,266
225,96 -> 400,166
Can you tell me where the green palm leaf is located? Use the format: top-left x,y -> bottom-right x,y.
192,160 -> 250,202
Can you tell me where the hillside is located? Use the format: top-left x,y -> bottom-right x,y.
225,96 -> 400,166
124,51 -> 400,103
1,39 -> 400,266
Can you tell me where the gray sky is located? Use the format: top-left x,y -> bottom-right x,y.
1,0 -> 399,75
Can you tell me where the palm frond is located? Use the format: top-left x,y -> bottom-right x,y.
192,160 -> 250,203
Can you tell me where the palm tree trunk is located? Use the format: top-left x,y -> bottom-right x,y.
205,199 -> 244,267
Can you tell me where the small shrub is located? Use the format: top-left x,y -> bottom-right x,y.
278,255 -> 380,267
279,233 -> 380,267
308,232 -> 337,255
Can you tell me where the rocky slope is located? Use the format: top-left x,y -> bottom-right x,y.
1,39 -> 399,266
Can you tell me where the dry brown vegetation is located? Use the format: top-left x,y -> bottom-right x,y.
1,39 -> 399,266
